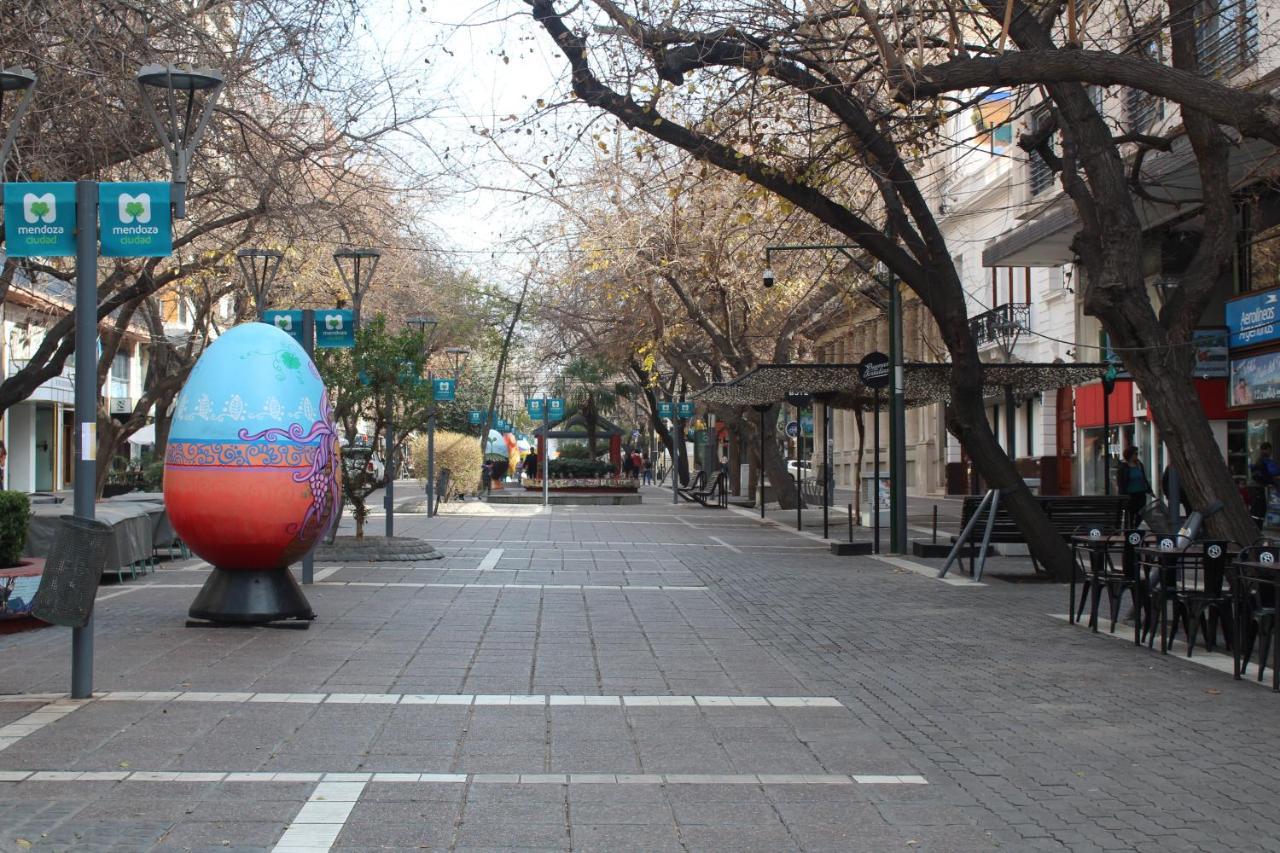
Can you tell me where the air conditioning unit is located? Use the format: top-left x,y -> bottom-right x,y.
109,398 -> 133,415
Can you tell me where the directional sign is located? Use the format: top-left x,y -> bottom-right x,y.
527,398 -> 545,419
3,182 -> 76,257
468,409 -> 483,425
657,401 -> 674,419
547,398 -> 566,420
677,401 -> 695,419
263,310 -> 305,345
432,378 -> 456,402
99,182 -> 172,257
315,310 -> 355,348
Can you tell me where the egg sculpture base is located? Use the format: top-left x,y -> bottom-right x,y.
164,323 -> 340,626
188,565 -> 314,625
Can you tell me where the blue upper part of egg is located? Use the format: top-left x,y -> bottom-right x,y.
169,322 -> 327,443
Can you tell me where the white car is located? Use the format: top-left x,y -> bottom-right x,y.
786,460 -> 812,477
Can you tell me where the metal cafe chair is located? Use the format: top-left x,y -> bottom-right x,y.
1229,541 -> 1280,690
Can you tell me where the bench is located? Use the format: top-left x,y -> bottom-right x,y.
677,470 -> 707,502
689,471 -> 728,508
955,493 -> 1128,576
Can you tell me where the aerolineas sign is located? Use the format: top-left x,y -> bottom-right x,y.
1227,288 -> 1280,349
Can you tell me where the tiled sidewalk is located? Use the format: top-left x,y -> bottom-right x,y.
0,489 -> 1277,850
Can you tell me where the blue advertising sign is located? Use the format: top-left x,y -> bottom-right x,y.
432,378 -> 456,402
527,398 -> 544,419
657,401 -> 674,419
468,409 -> 483,425
99,182 -> 171,257
1230,350 -> 1280,408
315,309 -> 355,348
1226,288 -> 1280,349
3,182 -> 75,257
677,401 -> 695,419
547,398 -> 565,420
262,310 -> 305,345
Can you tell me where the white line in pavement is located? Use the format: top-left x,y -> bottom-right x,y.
870,555 -> 986,587
95,582 -> 710,593
273,779 -> 367,852
0,769 -> 925,786
311,567 -> 341,582
95,587 -> 140,602
0,698 -> 91,752
84,691 -> 843,708
708,536 -> 742,554
476,547 -> 504,570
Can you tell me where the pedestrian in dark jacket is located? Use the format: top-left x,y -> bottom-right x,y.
1117,446 -> 1151,528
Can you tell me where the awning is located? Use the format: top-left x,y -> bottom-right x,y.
693,362 -> 1108,410
127,423 -> 156,445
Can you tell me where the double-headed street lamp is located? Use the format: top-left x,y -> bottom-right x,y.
136,65 -> 224,219
237,248 -> 283,319
333,247 -> 381,330
764,243 -> 908,553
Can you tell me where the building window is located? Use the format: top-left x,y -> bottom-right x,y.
1125,36 -> 1164,132
111,351 -> 129,384
1028,107 -> 1056,196
1241,202 -> 1280,294
1197,0 -> 1258,79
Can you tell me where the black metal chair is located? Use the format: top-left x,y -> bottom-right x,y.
1143,536 -> 1235,657
1229,541 -> 1280,690
1072,527 -> 1147,643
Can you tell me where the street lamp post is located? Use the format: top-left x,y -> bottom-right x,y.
0,68 -> 37,171
68,65 -> 222,699
236,248 -> 283,320
333,248 -> 381,331
406,317 -> 440,521
764,243 -> 907,552
436,345 -> 469,518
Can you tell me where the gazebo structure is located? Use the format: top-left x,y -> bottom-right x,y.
530,410 -> 626,471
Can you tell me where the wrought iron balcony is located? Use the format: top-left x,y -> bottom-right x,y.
969,303 -> 1030,349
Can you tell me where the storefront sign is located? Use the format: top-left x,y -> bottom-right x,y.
432,378 -> 456,402
3,182 -> 76,257
1226,288 -> 1280,349
858,351 -> 890,389
315,310 -> 355,348
99,182 -> 172,257
1230,349 -> 1280,407
1192,327 -> 1229,378
262,310 -> 305,345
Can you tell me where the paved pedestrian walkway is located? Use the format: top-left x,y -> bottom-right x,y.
0,486 -> 1277,851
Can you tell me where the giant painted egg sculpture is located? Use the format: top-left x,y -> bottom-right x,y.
164,322 -> 339,623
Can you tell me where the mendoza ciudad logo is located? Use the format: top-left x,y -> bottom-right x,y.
111,191 -> 159,245
17,191 -> 64,244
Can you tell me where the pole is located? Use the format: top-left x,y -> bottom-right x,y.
300,309 -> 316,585
888,266 -> 907,554
426,371 -> 436,519
873,388 -> 881,556
1103,387 -> 1111,496
71,180 -> 98,699
1005,385 -> 1016,461
542,395 -> 549,507
795,415 -> 803,532
822,400 -> 830,539
671,413 -> 679,505
385,391 -> 395,537
759,406 -> 767,520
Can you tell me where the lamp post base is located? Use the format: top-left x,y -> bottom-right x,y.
188,566 -> 315,624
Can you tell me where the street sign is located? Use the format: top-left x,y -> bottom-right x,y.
1227,287 -> 1280,349
657,401 -> 674,419
99,182 -> 171,257
785,420 -> 799,438
859,351 -> 890,389
468,409 -> 483,425
527,398 -> 544,419
547,397 -> 566,420
3,182 -> 76,257
263,310 -> 305,345
432,378 -> 456,402
315,309 -> 355,348
677,401 -> 695,419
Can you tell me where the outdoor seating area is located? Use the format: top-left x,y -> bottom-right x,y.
1069,530 -> 1280,691
24,493 -> 186,582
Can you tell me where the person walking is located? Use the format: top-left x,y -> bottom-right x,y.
1249,442 -> 1280,525
523,449 -> 540,481
1117,446 -> 1152,528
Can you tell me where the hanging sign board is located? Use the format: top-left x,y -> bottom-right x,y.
547,398 -> 566,420
262,310 -> 305,345
527,398 -> 544,419
657,401 -> 674,419
3,182 -> 76,257
677,401 -> 695,419
859,351 -> 890,389
99,182 -> 171,257
432,378 -> 456,402
315,310 -> 355,348
468,409 -> 483,425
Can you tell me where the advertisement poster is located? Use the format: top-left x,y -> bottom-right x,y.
1229,349 -> 1280,407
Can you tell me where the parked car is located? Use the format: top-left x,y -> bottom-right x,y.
786,459 -> 812,477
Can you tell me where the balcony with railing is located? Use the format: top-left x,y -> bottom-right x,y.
969,303 -> 1031,350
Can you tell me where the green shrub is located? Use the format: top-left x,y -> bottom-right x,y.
547,458 -> 614,478
411,429 -> 484,497
556,442 -> 593,460
0,491 -> 31,568
143,461 -> 165,491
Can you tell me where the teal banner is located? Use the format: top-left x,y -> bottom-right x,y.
527,398 -> 544,419
99,182 -> 171,257
315,310 -> 355,349
547,398 -> 565,420
3,182 -> 76,257
657,401 -> 673,419
432,378 -> 456,402
468,409 -> 483,425
677,401 -> 695,419
262,310 -> 304,345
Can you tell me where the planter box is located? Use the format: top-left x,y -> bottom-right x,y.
523,478 -> 640,493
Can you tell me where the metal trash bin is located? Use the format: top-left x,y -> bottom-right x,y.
31,516 -> 114,628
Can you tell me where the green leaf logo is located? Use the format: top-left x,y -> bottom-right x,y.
29,201 -> 49,217
125,201 -> 145,218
